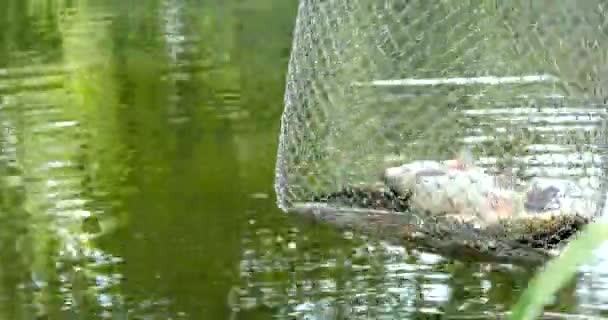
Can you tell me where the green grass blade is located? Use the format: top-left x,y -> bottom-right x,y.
509,222 -> 608,320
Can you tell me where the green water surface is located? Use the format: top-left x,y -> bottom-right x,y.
0,1 -> 605,319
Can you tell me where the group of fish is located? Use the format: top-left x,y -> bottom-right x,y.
382,149 -> 598,226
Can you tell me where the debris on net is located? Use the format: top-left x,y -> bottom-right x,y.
290,152 -> 593,266
275,0 -> 608,265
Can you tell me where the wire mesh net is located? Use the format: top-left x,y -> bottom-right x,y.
275,0 -> 608,263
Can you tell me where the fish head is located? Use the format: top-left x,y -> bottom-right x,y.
383,165 -> 416,194
525,185 -> 561,212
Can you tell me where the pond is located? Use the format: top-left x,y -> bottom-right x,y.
1,0 -> 608,319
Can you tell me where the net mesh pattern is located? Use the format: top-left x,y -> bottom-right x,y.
275,0 -> 608,262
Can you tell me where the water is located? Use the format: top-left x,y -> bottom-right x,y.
0,1 -> 607,319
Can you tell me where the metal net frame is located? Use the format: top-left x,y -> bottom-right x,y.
274,0 -> 608,262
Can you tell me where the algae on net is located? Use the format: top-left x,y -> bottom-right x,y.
296,183 -> 591,267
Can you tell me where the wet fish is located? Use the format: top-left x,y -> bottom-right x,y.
383,154 -> 519,225
384,154 -> 599,223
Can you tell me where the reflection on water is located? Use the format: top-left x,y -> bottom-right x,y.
235,222 -> 530,319
234,217 -> 608,319
0,0 -> 258,318
0,0 -> 607,319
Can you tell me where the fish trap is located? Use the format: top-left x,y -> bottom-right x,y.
275,0 -> 608,264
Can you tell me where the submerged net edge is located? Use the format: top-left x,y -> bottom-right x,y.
286,186 -> 592,266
